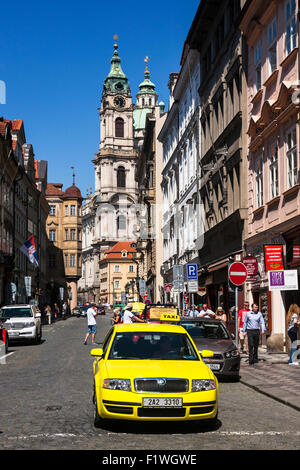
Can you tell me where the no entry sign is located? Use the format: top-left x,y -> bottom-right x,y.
228,262 -> 248,286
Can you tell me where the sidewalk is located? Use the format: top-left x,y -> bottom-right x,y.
239,346 -> 300,412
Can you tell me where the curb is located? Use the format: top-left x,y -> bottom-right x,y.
240,378 -> 300,413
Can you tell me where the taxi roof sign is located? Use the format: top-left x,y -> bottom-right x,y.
160,313 -> 180,323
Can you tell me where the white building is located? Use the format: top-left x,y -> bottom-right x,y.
159,47 -> 201,306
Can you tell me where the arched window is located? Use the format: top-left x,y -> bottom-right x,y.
117,215 -> 126,230
117,166 -> 126,187
115,117 -> 124,137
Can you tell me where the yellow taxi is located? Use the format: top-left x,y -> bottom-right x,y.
91,323 -> 218,427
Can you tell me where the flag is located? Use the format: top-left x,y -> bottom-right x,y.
20,235 -> 39,267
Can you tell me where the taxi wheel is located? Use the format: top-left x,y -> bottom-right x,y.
94,394 -> 104,428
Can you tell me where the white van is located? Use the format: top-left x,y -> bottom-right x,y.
0,304 -> 42,344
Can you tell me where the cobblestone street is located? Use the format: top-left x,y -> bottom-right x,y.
0,315 -> 299,451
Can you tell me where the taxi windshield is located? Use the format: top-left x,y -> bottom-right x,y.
108,332 -> 199,361
0,308 -> 33,318
181,321 -> 229,340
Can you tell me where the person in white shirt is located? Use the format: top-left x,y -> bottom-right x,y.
122,303 -> 145,324
83,304 -> 98,345
197,304 -> 216,319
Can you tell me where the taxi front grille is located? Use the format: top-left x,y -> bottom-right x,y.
135,378 -> 188,393
138,408 -> 186,418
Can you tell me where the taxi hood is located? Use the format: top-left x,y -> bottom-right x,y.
104,359 -> 213,380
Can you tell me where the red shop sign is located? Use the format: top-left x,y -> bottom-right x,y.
264,245 -> 284,271
243,255 -> 258,276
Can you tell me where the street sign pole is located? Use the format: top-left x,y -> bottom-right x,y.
235,286 -> 238,348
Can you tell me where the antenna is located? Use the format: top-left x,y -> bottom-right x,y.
71,166 -> 75,185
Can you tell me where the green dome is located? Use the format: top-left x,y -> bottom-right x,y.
103,42 -> 130,96
137,67 -> 157,96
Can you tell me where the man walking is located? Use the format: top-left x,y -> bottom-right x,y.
242,303 -> 266,365
84,303 -> 98,345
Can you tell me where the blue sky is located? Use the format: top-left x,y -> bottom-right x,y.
1,0 -> 199,196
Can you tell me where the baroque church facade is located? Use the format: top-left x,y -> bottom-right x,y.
78,39 -> 161,304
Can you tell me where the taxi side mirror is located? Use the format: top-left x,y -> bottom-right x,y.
90,348 -> 104,358
200,350 -> 214,359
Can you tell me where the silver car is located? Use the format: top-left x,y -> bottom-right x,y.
0,304 -> 42,345
180,317 -> 240,381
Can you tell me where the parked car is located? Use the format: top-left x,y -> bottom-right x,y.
0,304 -> 42,345
79,305 -> 91,317
0,320 -> 8,354
97,305 -> 106,315
180,317 -> 240,381
72,306 -> 81,317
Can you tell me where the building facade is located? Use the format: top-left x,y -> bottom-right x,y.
136,97 -> 166,303
45,175 -> 83,310
0,117 -> 49,306
240,0 -> 300,350
184,0 -> 248,313
99,241 -> 138,304
159,46 -> 201,309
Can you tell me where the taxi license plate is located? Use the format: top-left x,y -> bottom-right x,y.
8,331 -> 20,336
143,398 -> 182,408
208,363 -> 221,370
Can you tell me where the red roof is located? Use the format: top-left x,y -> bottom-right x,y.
101,242 -> 137,261
46,183 -> 65,197
61,184 -> 82,200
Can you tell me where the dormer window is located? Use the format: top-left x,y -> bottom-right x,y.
121,250 -> 127,257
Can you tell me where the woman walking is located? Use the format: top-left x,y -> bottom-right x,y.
45,305 -> 52,325
287,304 -> 300,365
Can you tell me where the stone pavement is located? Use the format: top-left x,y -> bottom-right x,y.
239,346 -> 300,412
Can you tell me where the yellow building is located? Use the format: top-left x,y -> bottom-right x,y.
45,177 -> 82,310
99,241 -> 138,305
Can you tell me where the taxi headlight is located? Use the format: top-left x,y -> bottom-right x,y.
103,379 -> 131,391
192,379 -> 216,392
27,322 -> 35,328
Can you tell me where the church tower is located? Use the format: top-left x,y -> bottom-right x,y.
133,57 -> 159,150
93,37 -> 138,257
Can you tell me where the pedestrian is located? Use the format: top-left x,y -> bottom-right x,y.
122,303 -> 145,324
187,305 -> 197,318
53,303 -> 59,320
112,307 -> 121,325
84,303 -> 98,345
198,303 -> 215,319
215,306 -> 227,323
62,301 -> 67,320
45,305 -> 52,324
242,303 -> 266,365
287,304 -> 300,365
238,301 -> 251,353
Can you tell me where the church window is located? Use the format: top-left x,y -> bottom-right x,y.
117,166 -> 126,187
115,117 -> 124,137
117,215 -> 126,230
142,98 -> 145,106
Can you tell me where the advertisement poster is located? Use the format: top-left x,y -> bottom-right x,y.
264,245 -> 284,271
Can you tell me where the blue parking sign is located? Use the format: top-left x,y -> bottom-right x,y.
186,264 -> 198,280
